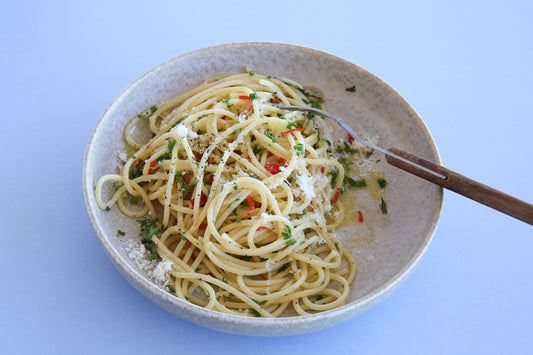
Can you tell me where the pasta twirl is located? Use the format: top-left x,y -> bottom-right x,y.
95,71 -> 356,317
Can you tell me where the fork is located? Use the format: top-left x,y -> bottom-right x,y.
279,105 -> 533,225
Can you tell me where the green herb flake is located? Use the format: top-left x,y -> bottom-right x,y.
296,87 -> 310,98
377,177 -> 387,188
147,252 -> 160,261
117,229 -> 125,236
345,177 -> 367,188
380,198 -> 388,214
282,225 -> 292,240
157,152 -> 170,162
137,114 -> 146,119
253,299 -> 267,306
328,169 -> 338,187
265,131 -> 277,143
138,217 -> 162,238
252,144 -> 263,155
337,141 -> 357,154
222,98 -> 233,109
346,85 -> 356,92
286,239 -> 296,246
338,157 -> 352,171
150,105 -> 158,113
130,196 -> 138,205
294,143 -> 305,155
286,121 -> 302,130
168,140 -> 177,151
249,92 -> 258,100
250,308 -> 262,317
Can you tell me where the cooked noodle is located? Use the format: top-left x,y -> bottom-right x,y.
95,71 -> 356,317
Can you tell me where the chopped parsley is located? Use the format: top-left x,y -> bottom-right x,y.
286,121 -> 302,130
328,168 -> 338,187
296,87 -> 310,98
147,252 -> 160,261
130,162 -> 144,179
286,239 -> 296,246
249,92 -> 258,100
253,299 -> 267,306
377,177 -> 387,188
336,141 -> 357,154
150,105 -> 158,113
282,225 -> 292,240
117,229 -> 125,236
345,177 -> 367,188
250,308 -> 261,317
279,263 -> 290,272
157,152 -> 171,162
294,143 -> 305,155
311,96 -> 323,108
380,198 -> 388,214
138,217 -> 163,238
198,113 -> 214,119
252,144 -> 263,155
222,98 -> 233,109
265,131 -> 277,143
338,157 -> 352,171
168,140 -> 177,152
345,85 -> 357,92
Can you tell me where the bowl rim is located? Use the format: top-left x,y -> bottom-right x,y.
83,41 -> 443,335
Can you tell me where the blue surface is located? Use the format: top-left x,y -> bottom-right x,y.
2,1 -> 532,354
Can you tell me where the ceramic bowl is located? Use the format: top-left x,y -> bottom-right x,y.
83,42 -> 442,336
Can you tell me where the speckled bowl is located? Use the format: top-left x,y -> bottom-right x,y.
83,42 -> 442,336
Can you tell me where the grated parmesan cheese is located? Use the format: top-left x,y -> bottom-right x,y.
296,174 -> 316,200
117,150 -> 128,163
123,239 -> 173,288
171,123 -> 198,139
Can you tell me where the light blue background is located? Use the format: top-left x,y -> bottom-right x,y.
2,1 -> 532,354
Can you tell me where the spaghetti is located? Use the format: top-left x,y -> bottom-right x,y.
95,71 -> 357,317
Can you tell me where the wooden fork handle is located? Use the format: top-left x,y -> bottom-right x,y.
386,147 -> 533,225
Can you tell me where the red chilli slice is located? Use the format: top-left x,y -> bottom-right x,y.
246,195 -> 255,216
191,193 -> 208,207
241,102 -> 253,116
282,128 -> 302,136
333,188 -> 341,203
265,163 -> 281,174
